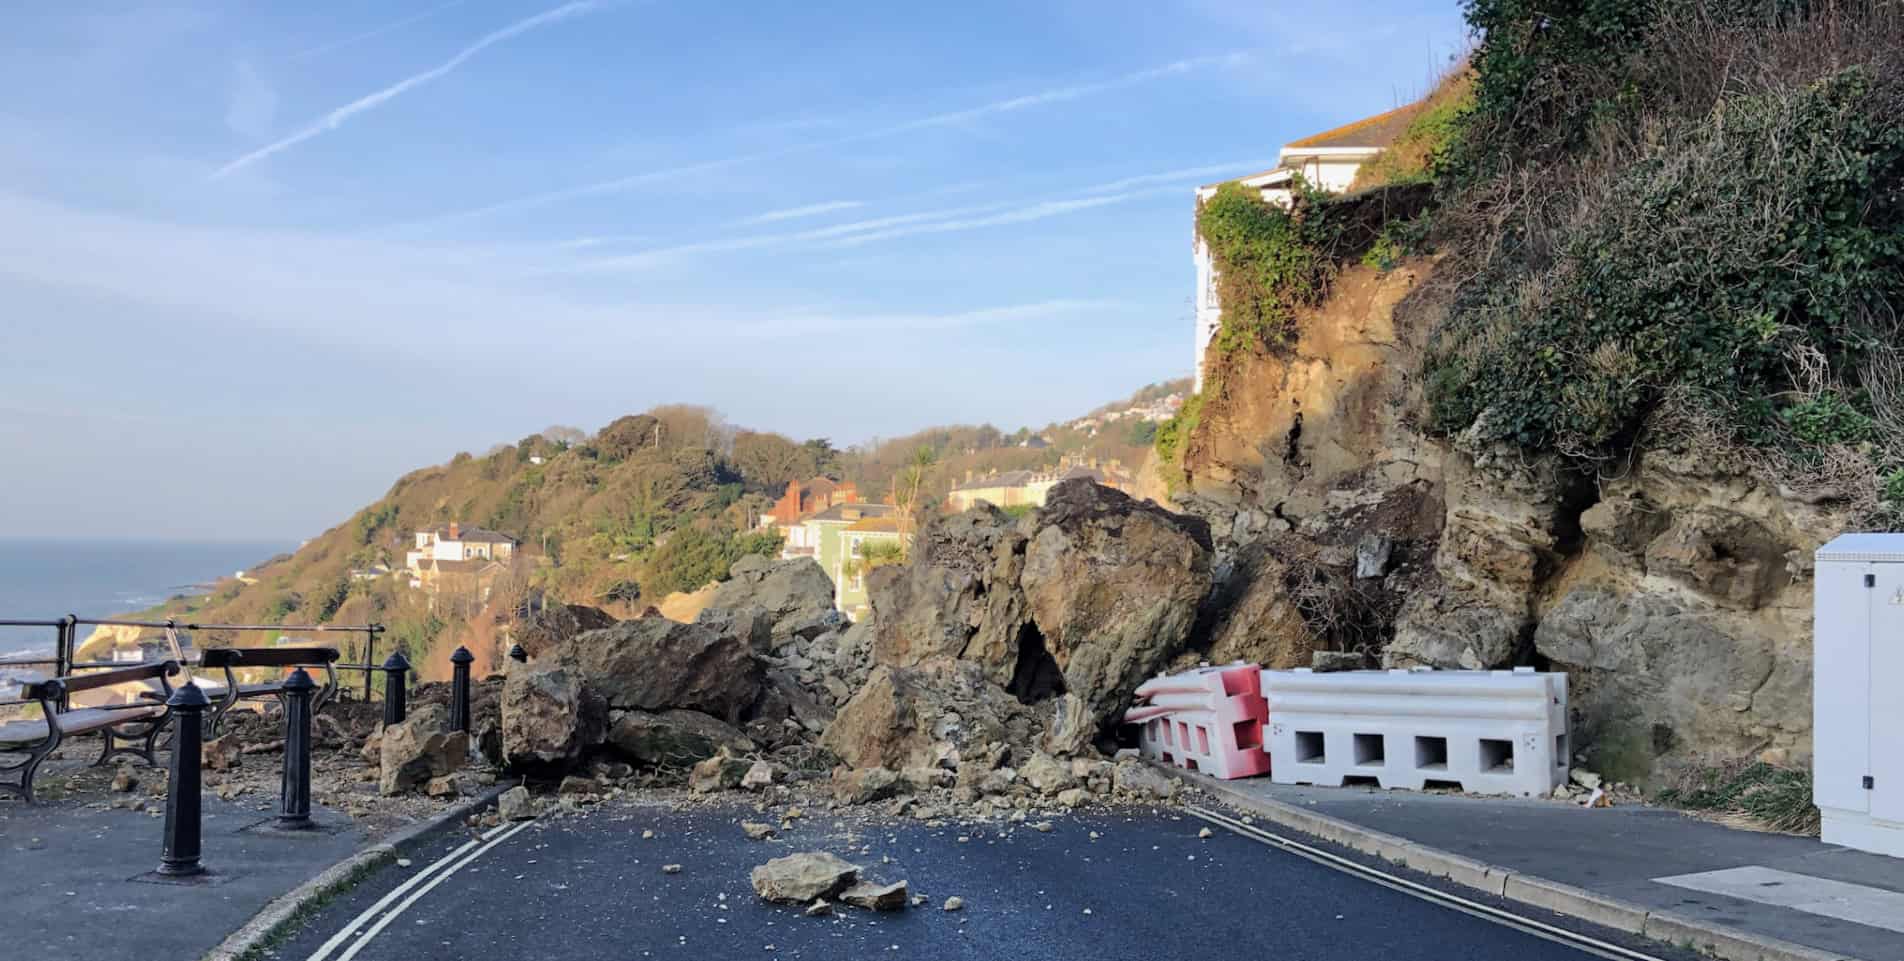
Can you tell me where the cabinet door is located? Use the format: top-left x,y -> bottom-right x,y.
1874,564 -> 1904,824
1816,562 -> 1874,814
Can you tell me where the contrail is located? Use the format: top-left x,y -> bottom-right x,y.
745,200 -> 866,225
286,0 -> 469,63
415,51 -> 1248,225
212,0 -> 611,179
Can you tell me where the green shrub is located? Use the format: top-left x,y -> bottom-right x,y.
1428,67 -> 1904,464
1196,180 -> 1343,357
1154,392 -> 1205,467
1657,762 -> 1820,835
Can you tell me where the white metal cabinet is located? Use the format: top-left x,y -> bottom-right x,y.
1815,533 -> 1904,857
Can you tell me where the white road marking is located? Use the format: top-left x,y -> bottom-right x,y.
306,819 -> 529,961
1654,866 -> 1904,934
333,819 -> 536,961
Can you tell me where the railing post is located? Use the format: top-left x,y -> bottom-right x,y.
55,615 -> 75,712
382,652 -> 409,726
278,668 -> 316,830
449,647 -> 473,733
160,684 -> 210,877
362,626 -> 382,702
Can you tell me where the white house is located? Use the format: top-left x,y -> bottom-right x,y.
1193,102 -> 1423,392
405,523 -> 518,574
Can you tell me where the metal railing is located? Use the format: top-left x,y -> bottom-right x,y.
0,615 -> 387,709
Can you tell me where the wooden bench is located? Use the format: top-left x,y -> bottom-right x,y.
0,660 -> 181,803
197,646 -> 340,738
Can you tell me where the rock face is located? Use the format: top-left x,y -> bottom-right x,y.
750,852 -> 861,903
380,704 -> 469,796
865,481 -> 1213,736
700,556 -> 843,641
606,709 -> 754,767
501,663 -> 599,771
567,616 -> 762,724
1174,256 -> 1847,782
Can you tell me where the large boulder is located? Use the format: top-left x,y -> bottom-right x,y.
565,616 -> 762,724
866,506 -> 1031,679
819,662 -> 1034,771
380,704 -> 468,796
1018,480 -> 1214,728
501,662 -> 600,771
606,709 -> 754,767
513,602 -> 617,658
699,555 -> 843,641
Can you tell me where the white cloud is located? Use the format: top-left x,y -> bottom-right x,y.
210,0 -> 613,179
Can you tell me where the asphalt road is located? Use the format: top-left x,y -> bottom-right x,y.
266,801 -> 1686,961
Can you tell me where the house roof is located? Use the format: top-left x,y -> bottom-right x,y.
426,524 -> 517,544
846,517 -> 902,533
807,503 -> 897,523
952,470 -> 1035,492
1283,102 -> 1423,151
1198,101 -> 1427,189
416,558 -> 506,574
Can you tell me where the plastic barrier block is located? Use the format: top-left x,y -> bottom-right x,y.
1124,662 -> 1270,780
1260,667 -> 1568,798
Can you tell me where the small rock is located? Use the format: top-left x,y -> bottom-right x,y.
1570,769 -> 1603,791
425,775 -> 460,799
741,761 -> 777,791
942,896 -> 964,912
109,770 -> 138,793
1056,788 -> 1088,809
841,880 -> 909,912
742,822 -> 776,840
642,829 -> 656,839
1198,827 -> 1213,839
805,899 -> 833,917
497,785 -> 534,821
397,858 -> 413,868
1033,821 -> 1054,832
751,851 -> 861,903
663,864 -> 683,875
558,775 -> 600,796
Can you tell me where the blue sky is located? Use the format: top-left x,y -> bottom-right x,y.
0,0 -> 1469,540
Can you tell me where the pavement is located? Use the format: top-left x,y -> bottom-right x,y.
0,785 -> 367,960
261,801 -> 1701,961
1185,775 -> 1904,961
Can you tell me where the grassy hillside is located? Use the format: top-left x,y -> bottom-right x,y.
123,382 -> 1186,675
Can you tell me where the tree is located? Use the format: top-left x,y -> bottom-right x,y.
596,414 -> 661,463
732,431 -> 815,492
893,445 -> 937,534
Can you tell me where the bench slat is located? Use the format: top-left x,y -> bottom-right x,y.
201,646 -> 341,669
0,704 -> 164,745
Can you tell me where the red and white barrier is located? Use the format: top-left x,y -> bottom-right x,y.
1124,663 -> 1270,780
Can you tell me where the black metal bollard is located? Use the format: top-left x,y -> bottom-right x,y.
508,643 -> 528,663
382,652 -> 410,726
449,646 -> 473,733
278,668 -> 316,830
160,684 -> 211,877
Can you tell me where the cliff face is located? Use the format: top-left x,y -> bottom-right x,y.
1174,258 -> 1848,783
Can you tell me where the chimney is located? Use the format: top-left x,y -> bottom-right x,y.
449,522 -> 461,540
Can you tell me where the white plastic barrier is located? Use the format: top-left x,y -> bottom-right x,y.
1261,667 -> 1568,797
1125,662 -> 1270,780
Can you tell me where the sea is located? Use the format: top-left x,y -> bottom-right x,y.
0,538 -> 290,664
